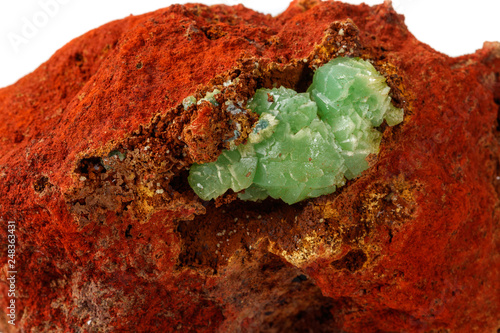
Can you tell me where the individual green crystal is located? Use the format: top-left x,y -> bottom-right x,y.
182,95 -> 197,110
188,57 -> 404,204
197,89 -> 221,106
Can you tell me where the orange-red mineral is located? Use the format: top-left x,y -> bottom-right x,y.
0,1 -> 499,332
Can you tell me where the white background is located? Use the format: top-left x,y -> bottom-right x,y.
0,0 -> 499,88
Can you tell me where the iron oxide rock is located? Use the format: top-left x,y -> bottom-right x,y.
0,1 -> 499,332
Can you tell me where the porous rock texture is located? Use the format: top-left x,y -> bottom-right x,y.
0,1 -> 499,332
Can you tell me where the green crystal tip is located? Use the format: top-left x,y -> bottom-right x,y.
188,57 -> 404,204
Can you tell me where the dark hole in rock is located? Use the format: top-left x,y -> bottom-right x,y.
259,62 -> 314,94
294,65 -> 314,93
34,176 -> 49,193
292,274 -> 308,283
331,249 -> 368,272
169,169 -> 191,193
75,157 -> 105,176
74,52 -> 83,62
125,224 -> 133,238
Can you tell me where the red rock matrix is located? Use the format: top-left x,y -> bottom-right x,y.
0,1 -> 499,332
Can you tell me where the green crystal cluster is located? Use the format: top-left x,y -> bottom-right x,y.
188,57 -> 403,204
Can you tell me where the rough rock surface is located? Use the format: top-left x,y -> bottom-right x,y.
0,1 -> 499,332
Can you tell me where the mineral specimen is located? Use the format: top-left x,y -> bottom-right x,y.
0,1 -> 499,332
189,57 -> 403,204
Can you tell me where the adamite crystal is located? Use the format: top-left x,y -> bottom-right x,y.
188,57 -> 403,204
